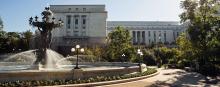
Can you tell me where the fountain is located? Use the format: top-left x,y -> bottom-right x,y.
0,49 -> 64,71
29,6 -> 64,69
0,6 -> 142,83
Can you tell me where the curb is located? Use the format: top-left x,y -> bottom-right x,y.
40,71 -> 159,87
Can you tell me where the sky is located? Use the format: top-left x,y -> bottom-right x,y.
0,0 -> 183,32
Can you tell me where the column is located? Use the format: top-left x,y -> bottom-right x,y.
140,31 -> 142,44
137,31 -> 140,45
135,31 -> 138,44
142,31 -> 145,44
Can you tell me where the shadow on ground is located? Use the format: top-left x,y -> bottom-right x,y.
148,69 -> 220,87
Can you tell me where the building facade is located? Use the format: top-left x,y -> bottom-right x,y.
50,5 -> 107,54
49,5 -> 185,54
107,21 -> 185,46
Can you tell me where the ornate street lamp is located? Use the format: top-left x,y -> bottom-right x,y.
156,36 -> 161,68
159,36 -> 161,43
122,54 -> 125,62
137,49 -> 143,72
71,45 -> 84,69
29,6 -> 64,65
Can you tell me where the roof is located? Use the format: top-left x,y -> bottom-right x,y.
107,21 -> 181,26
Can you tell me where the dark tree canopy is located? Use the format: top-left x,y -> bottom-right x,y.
180,0 -> 220,76
0,17 -> 3,31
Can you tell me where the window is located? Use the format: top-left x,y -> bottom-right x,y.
132,31 -> 136,43
82,31 -> 86,36
75,26 -> 78,29
66,15 -> 71,29
82,15 -> 86,25
164,31 -> 167,42
154,31 -> 156,43
74,31 -> 79,36
159,31 -> 161,37
66,31 -> 71,36
76,8 -> 79,11
148,31 -> 151,37
82,26 -> 86,29
177,32 -> 179,36
83,19 -> 86,24
142,31 -> 145,44
137,31 -> 140,44
83,8 -> 86,11
75,19 -> 78,25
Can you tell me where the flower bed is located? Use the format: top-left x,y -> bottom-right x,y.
0,68 -> 157,87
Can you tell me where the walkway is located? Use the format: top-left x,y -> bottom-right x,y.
97,68 -> 220,87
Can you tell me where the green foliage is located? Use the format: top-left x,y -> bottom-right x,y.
142,49 -> 156,65
21,30 -> 33,50
180,0 -> 220,75
146,46 -> 186,68
0,16 -> 3,30
105,26 -> 136,62
199,63 -> 220,76
83,46 -> 106,62
176,33 -> 196,67
0,68 -> 157,86
180,0 -> 220,56
0,30 -> 33,54
0,30 -> 7,53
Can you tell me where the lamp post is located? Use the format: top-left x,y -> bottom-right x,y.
137,49 -> 143,72
71,45 -> 84,69
12,48 -> 15,52
122,54 -> 125,62
157,36 -> 161,68
158,36 -> 161,44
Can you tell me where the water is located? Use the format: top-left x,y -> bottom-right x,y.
3,50 -> 37,64
1,49 -> 65,70
0,49 -> 137,71
45,49 -> 63,69
56,56 -> 84,65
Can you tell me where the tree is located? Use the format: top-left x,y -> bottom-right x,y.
180,0 -> 220,75
21,30 -> 33,50
105,26 -> 136,62
0,16 -> 3,31
0,30 -> 7,53
6,32 -> 20,52
180,0 -> 219,62
176,33 -> 196,67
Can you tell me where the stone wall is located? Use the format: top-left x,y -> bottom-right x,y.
0,67 -> 139,82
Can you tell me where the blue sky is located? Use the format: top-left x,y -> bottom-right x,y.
0,0 -> 183,32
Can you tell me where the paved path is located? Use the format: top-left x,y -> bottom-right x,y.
96,69 -> 220,87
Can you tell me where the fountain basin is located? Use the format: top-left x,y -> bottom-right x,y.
0,62 -> 140,82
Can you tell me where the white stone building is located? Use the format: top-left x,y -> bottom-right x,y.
107,21 -> 185,46
49,5 -> 185,54
50,5 -> 107,53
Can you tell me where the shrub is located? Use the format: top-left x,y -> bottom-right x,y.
142,49 -> 157,65
0,68 -> 157,87
199,64 -> 219,76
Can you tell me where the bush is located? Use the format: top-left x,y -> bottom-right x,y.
199,64 -> 219,76
142,49 -> 157,65
0,68 -> 157,87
